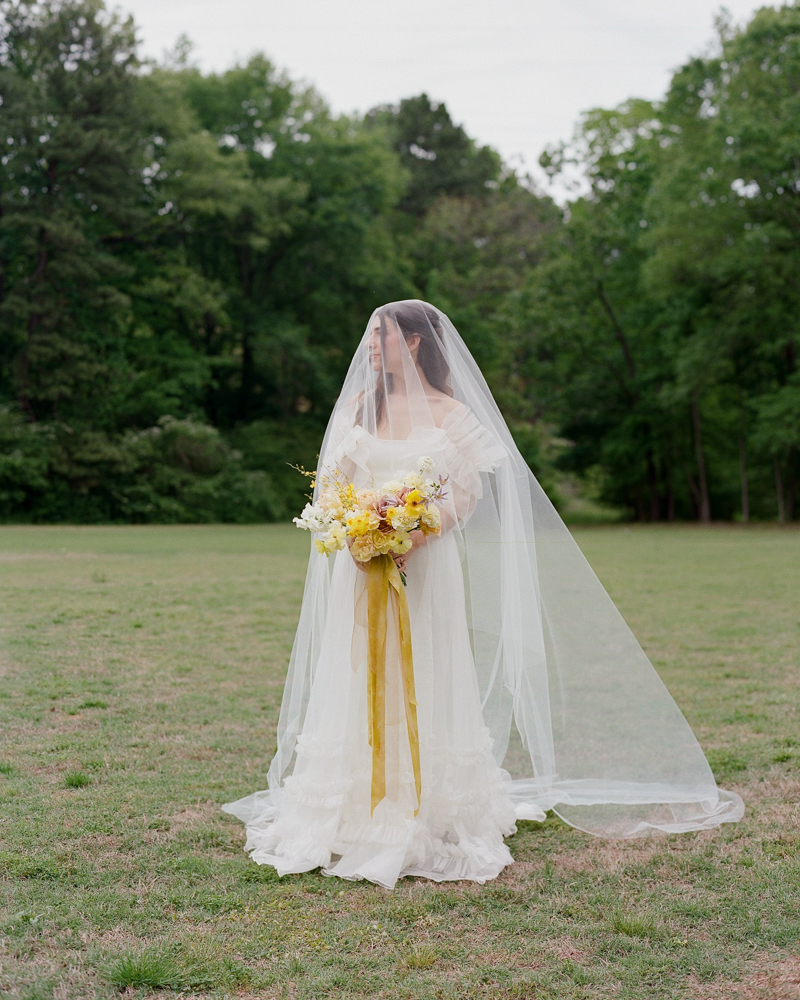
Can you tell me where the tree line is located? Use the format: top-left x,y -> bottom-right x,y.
1,0 -> 798,523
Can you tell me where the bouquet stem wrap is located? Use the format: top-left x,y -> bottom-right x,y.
367,554 -> 421,817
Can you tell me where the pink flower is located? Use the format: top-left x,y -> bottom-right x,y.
376,495 -> 394,520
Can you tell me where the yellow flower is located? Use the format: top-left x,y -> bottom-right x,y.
314,523 -> 346,556
404,489 -> 425,512
389,533 -> 412,555
331,482 -> 356,512
350,536 -> 377,562
346,509 -> 380,537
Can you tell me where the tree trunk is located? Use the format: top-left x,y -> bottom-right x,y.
739,438 -> 749,524
634,483 -> 645,522
238,331 -> 254,422
774,457 -> 786,523
647,451 -> 660,521
664,456 -> 675,522
686,470 -> 700,520
691,392 -> 711,523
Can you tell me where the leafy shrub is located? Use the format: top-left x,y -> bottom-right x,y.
229,417 -> 323,520
0,411 -> 283,523
0,408 -> 52,516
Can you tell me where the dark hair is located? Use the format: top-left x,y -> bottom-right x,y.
360,301 -> 452,430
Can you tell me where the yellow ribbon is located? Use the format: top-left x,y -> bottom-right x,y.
367,554 -> 421,817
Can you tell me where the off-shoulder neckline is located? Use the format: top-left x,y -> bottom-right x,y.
358,403 -> 472,442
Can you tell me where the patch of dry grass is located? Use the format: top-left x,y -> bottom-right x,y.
1,524 -> 799,999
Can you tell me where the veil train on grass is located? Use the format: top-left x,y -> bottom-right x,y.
225,300 -> 743,882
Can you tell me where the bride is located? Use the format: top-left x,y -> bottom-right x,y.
223,300 -> 743,889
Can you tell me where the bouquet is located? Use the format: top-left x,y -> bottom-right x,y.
293,456 -> 446,581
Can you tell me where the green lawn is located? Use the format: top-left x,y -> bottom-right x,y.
1,524 -> 799,1000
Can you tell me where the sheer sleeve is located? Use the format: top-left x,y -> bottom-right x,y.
439,404 -> 507,528
321,396 -> 363,479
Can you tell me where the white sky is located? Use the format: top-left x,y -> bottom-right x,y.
120,1 -> 772,192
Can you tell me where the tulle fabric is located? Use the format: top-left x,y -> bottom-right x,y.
223,299 -> 743,888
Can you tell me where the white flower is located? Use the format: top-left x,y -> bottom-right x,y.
418,456 -> 435,474
386,505 -> 417,533
314,523 -> 346,555
293,503 -> 332,532
329,522 -> 346,547
420,504 -> 441,532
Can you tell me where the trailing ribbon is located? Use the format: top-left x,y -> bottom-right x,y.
367,554 -> 421,817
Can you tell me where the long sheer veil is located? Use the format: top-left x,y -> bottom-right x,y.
241,300 -> 743,838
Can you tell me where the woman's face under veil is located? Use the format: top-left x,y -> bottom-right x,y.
368,314 -> 419,379
366,309 -> 437,441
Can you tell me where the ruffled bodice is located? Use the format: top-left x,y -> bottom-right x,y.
327,405 -> 507,527
329,404 -> 505,479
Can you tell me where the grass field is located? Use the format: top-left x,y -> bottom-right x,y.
1,524 -> 799,1000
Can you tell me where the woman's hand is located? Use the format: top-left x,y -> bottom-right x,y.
392,529 -> 427,574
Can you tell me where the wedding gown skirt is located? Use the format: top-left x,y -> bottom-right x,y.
225,417 -> 519,889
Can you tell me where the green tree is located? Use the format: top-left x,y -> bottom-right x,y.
644,4 -> 800,520
0,3 -> 418,521
0,0 -> 142,423
511,102 -> 698,520
367,93 -> 502,216
511,4 -> 800,523
368,94 -> 560,479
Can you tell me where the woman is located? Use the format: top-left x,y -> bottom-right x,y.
224,300 -> 743,890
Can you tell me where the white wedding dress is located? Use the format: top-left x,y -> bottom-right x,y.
230,409 -> 519,889
223,299 -> 743,890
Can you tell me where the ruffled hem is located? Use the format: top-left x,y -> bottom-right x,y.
243,812 -> 516,889
325,840 -> 515,888
229,757 -> 519,889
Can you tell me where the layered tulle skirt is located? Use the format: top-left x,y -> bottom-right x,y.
223,532 -> 518,889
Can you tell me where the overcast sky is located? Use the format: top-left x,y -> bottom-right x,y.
120,1 -> 773,191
